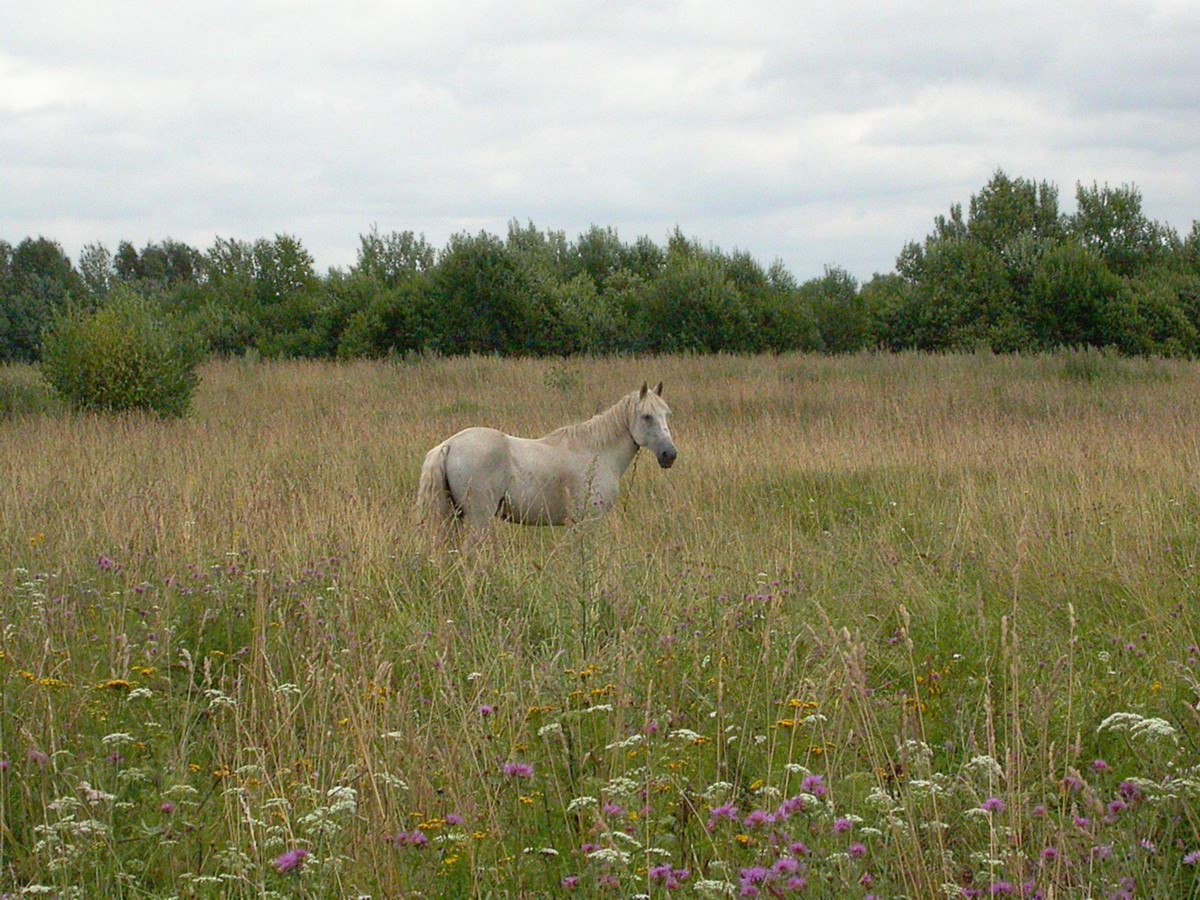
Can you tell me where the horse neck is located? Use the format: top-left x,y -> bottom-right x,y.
547,394 -> 638,472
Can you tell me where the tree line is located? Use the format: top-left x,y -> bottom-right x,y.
3,169 -> 1200,364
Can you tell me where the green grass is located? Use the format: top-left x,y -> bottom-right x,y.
0,352 -> 1198,897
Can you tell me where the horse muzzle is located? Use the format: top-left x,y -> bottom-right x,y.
658,447 -> 677,469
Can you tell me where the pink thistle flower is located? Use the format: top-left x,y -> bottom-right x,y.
849,842 -> 867,859
274,848 -> 308,873
503,762 -> 533,778
800,774 -> 827,797
160,802 -> 176,814
1184,850 -> 1200,865
446,813 -> 464,826
561,875 -> 580,889
1091,759 -> 1111,772
833,817 -> 853,833
478,704 -> 495,717
743,809 -> 775,828
981,797 -> 1005,813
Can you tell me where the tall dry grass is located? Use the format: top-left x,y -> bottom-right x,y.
1,351 -> 1198,897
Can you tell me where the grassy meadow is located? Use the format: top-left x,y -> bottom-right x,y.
1,351 -> 1199,898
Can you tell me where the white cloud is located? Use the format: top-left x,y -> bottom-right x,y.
1,0 -> 1198,279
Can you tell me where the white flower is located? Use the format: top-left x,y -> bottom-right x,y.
127,687 -> 153,700
101,732 -> 137,747
668,728 -> 702,742
605,733 -> 644,750
567,796 -> 598,812
587,848 -> 630,865
695,879 -> 736,896
538,722 -> 563,738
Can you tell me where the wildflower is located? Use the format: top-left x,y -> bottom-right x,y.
1073,816 -> 1090,828
160,801 -> 176,814
503,762 -> 533,778
649,864 -> 674,882
849,842 -> 867,859
786,876 -> 807,891
1040,847 -> 1056,862
561,875 -> 580,889
739,866 -> 771,886
602,801 -> 625,817
833,817 -> 853,833
446,813 -> 464,826
789,841 -> 810,856
773,858 -> 800,876
97,679 -> 133,691
1106,799 -> 1127,819
708,803 -> 739,825
1118,780 -> 1143,802
800,774 -> 827,797
1091,759 -> 1111,773
981,797 -> 1005,813
0,760 -> 8,772
1090,844 -> 1113,862
1061,774 -> 1084,793
273,848 -> 308,873
28,749 -> 49,766
743,809 -> 774,828
479,704 -> 495,717
98,555 -> 115,571
990,882 -> 1013,895
776,795 -> 805,819
1183,850 -> 1200,865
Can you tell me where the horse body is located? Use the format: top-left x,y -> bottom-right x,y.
418,383 -> 675,539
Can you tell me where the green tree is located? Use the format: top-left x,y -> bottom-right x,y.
1069,183 -> 1177,278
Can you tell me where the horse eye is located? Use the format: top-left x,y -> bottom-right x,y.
642,414 -> 652,422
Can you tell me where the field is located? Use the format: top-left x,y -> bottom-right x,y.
1,351 -> 1199,898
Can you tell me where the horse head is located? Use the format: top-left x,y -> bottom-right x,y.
630,382 -> 677,468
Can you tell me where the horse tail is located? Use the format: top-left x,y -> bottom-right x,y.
416,441 -> 457,536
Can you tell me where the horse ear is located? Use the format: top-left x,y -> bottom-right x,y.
639,382 -> 648,399
654,381 -> 663,396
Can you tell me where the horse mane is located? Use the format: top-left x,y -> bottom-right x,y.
542,391 -> 635,450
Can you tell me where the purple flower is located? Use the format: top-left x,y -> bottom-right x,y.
561,874 -> 580,889
989,882 -> 1013,896
649,864 -> 674,882
28,749 -> 48,766
274,848 -> 308,873
1118,780 -> 1143,802
739,866 -> 771,886
1040,847 -> 1056,862
0,760 -> 9,772
446,813 -> 464,826
1091,759 -> 1111,772
160,801 -> 176,814
1073,816 -> 1090,828
708,802 -> 739,825
789,841 -> 810,856
478,704 -> 495,717
773,857 -> 801,876
981,797 -> 1005,813
743,809 -> 775,828
98,555 -> 115,571
800,774 -> 827,797
776,795 -> 805,819
1090,844 -> 1113,862
602,801 -> 625,817
1184,849 -> 1200,865
849,842 -> 867,859
1062,774 -> 1084,792
787,876 -> 807,891
1032,805 -> 1047,818
503,762 -> 533,778
833,817 -> 853,833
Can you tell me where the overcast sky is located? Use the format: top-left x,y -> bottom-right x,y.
3,0 -> 1199,280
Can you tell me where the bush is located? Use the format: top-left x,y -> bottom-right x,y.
0,365 -> 59,418
39,287 -> 203,417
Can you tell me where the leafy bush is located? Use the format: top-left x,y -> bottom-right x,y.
0,365 -> 59,418
39,287 -> 203,417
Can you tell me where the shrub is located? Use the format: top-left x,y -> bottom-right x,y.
0,365 -> 59,418
39,287 -> 203,417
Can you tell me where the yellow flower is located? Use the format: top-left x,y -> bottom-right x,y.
38,677 -> 70,689
29,532 -> 46,548
418,819 -> 445,832
96,679 -> 133,691
735,834 -> 753,846
519,795 -> 534,805
133,666 -> 157,677
1150,681 -> 1162,693
472,830 -> 489,840
775,719 -> 795,729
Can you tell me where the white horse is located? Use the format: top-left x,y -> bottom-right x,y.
417,382 -> 677,539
